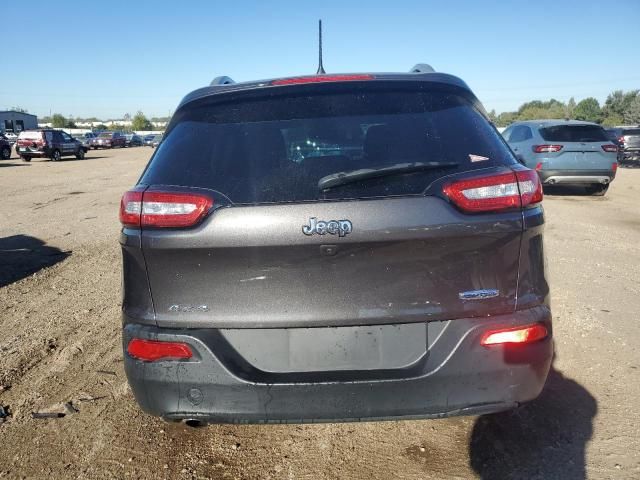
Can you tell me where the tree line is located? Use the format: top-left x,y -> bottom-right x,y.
488,90 -> 640,127
39,111 -> 168,131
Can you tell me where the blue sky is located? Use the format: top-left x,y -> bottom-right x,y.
3,0 -> 639,119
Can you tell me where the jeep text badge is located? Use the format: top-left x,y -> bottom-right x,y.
302,217 -> 352,237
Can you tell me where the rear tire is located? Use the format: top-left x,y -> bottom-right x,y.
75,149 -> 85,160
586,184 -> 609,196
51,149 -> 61,162
21,156 -> 31,162
1,146 -> 10,160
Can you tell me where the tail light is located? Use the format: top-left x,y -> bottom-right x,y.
612,162 -> 618,172
271,74 -> 374,85
127,338 -> 192,362
533,145 -> 563,153
443,169 -> 542,213
535,162 -> 543,171
601,144 -> 618,153
515,170 -> 543,206
119,190 -> 213,228
618,136 -> 625,145
480,323 -> 548,346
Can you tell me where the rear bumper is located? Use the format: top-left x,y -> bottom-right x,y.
123,306 -> 553,423
621,149 -> 640,162
16,148 -> 47,158
538,169 -> 615,185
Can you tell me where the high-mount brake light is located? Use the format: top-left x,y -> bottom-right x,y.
127,338 -> 193,362
271,74 -> 374,86
119,190 -> 213,228
443,169 -> 542,213
533,145 -> 563,153
480,323 -> 548,346
601,144 -> 618,153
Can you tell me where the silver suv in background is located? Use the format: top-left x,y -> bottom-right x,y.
503,120 -> 618,196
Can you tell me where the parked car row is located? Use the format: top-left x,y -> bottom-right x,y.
70,131 -> 151,149
502,120 -> 622,196
1,128 -> 165,162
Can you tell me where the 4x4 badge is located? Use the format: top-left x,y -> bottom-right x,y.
302,217 -> 352,237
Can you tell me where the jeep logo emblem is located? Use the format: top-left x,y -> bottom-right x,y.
302,217 -> 352,237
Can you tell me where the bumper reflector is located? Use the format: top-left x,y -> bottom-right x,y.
127,338 -> 193,361
480,324 -> 548,346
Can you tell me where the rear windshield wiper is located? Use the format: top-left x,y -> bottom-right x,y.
318,162 -> 459,191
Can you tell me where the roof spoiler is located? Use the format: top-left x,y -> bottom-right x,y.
210,76 -> 235,86
209,64 -> 434,87
410,64 -> 435,74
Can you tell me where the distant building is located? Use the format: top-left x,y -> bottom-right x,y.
0,110 -> 38,133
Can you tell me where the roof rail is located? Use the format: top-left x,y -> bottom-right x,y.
210,76 -> 235,86
409,64 -> 435,74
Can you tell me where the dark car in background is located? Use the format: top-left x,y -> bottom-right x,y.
1,130 -> 18,145
16,129 -> 85,161
150,134 -> 162,148
93,131 -> 126,149
605,127 -> 640,167
0,134 -> 12,160
120,66 -> 552,425
142,134 -> 156,146
125,134 -> 143,147
503,120 -> 618,196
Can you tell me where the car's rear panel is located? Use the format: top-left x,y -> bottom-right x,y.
141,196 -> 522,330
121,77 -> 552,422
536,123 -> 616,170
16,130 -> 48,157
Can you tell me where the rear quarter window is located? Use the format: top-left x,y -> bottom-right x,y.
539,124 -> 608,142
18,131 -> 43,140
141,89 -> 516,204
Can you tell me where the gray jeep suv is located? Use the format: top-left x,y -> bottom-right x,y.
120,66 -> 552,424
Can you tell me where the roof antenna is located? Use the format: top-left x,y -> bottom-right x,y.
316,19 -> 326,74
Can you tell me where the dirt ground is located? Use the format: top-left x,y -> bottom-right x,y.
0,148 -> 639,479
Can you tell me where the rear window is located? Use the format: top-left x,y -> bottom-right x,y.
623,129 -> 640,136
141,90 -> 516,204
539,124 -> 608,142
18,131 -> 43,140
99,132 -> 113,138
